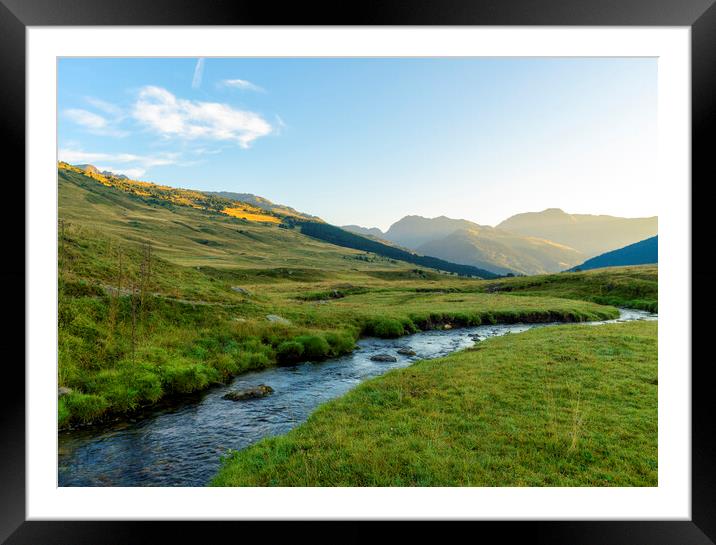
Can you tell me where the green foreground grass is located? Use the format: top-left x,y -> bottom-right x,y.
212,320 -> 657,487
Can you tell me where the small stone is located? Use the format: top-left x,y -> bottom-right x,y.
223,384 -> 274,401
443,324 -> 453,330
370,354 -> 398,362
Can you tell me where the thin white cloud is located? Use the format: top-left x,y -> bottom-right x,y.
192,58 -> 205,89
64,107 -> 128,137
84,97 -> 124,117
273,114 -> 287,135
132,85 -> 272,148
59,148 -> 179,171
95,165 -> 147,179
64,109 -> 108,130
222,78 -> 265,93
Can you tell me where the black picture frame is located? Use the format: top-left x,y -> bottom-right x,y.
2,1 -> 713,543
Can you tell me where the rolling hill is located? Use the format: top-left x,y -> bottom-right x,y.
497,208 -> 657,258
569,236 -> 658,271
58,163 -> 496,277
207,191 -> 319,221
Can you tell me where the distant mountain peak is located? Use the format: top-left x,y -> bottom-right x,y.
497,209 -> 657,257
341,225 -> 385,238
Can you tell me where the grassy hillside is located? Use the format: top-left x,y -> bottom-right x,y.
479,265 -> 658,313
58,166 -> 655,428
212,320 -> 657,486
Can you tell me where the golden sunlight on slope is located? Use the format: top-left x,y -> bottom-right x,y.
58,162 -> 284,225
221,206 -> 282,224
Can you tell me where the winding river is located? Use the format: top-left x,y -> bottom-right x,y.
58,308 -> 657,487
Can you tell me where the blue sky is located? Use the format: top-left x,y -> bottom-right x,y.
58,57 -> 657,230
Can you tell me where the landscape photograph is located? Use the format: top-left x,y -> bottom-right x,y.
57,57 -> 658,487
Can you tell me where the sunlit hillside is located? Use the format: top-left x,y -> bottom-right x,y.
59,162 -> 294,226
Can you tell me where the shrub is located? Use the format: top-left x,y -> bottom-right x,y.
161,363 -> 215,394
213,352 -> 239,377
58,398 -> 70,427
62,392 -> 109,424
324,331 -> 356,356
295,335 -> 331,361
363,317 -> 405,338
276,341 -> 304,365
60,279 -> 106,297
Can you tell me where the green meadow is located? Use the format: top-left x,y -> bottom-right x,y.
212,320 -> 657,487
58,165 -> 657,488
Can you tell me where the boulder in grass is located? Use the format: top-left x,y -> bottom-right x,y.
370,354 -> 398,363
58,386 -> 73,398
231,286 -> 252,296
223,385 -> 274,401
266,314 -> 291,325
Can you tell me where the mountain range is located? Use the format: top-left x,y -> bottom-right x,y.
343,209 -> 657,276
62,163 -> 657,277
496,208 -> 657,257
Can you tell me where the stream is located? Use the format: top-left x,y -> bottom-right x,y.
58,308 -> 657,487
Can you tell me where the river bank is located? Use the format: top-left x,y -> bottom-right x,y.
59,308 -> 656,487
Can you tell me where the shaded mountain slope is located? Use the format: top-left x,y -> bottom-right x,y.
569,236 -> 658,271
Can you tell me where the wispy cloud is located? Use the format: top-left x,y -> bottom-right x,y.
64,109 -> 108,130
84,97 -> 124,117
222,78 -> 265,93
192,58 -> 205,89
64,104 -> 128,137
132,85 -> 272,148
59,148 -> 180,177
95,166 -> 148,179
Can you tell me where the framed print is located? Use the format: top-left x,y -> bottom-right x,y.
2,0 -> 715,543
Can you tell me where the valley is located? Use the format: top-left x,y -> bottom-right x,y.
57,163 -> 658,487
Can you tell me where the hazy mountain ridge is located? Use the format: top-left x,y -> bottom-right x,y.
342,225 -> 385,238
383,215 -> 478,249
415,226 -> 584,276
497,208 -> 658,258
569,236 -> 658,271
377,215 -> 584,275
